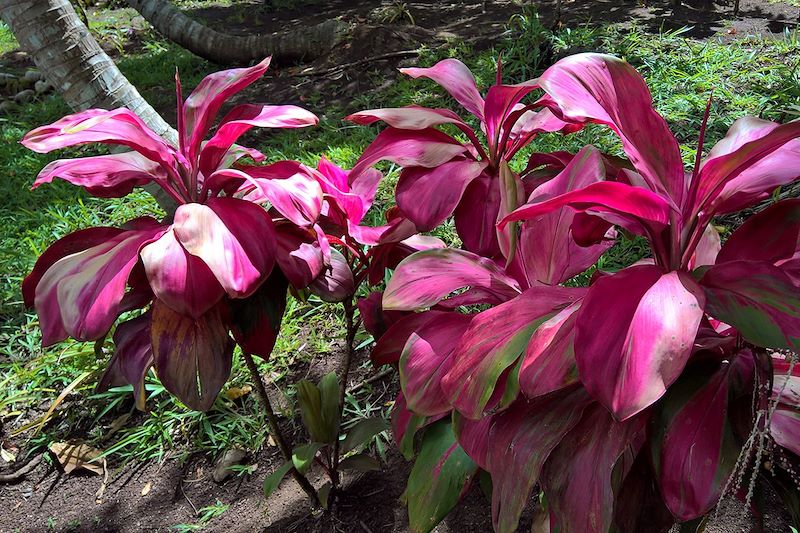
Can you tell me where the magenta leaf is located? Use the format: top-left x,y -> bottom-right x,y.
400,59 -> 485,120
717,199 -> 800,269
235,168 -> 323,226
274,223 -> 324,289
383,248 -> 521,311
347,127 -> 467,189
172,197 -> 276,299
541,403 -> 648,533
199,104 -> 317,175
396,158 -> 487,231
403,420 -> 478,533
771,407 -> 800,457
22,226 -> 127,308
452,413 -> 492,471
139,229 -> 224,318
486,387 -> 593,533
500,180 -> 672,236
229,272 -> 288,358
575,266 -> 705,420
443,286 -> 585,419
400,312 -> 473,416
538,53 -> 685,203
692,117 -> 800,216
34,223 -> 165,346
391,391 -> 439,460
371,310 -> 446,366
687,224 -> 721,270
150,300 -> 234,411
482,83 -> 537,154
96,312 -> 153,410
701,260 -> 800,351
654,354 -> 753,521
33,151 -> 167,197
518,302 -> 581,399
182,57 -> 271,160
455,170 -> 502,257
21,108 -> 178,168
308,249 -> 354,302
347,106 -> 468,130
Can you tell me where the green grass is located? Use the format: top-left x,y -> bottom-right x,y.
1,5 -> 800,472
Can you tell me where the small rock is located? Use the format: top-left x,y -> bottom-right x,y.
0,100 -> 17,113
23,70 -> 42,83
14,89 -> 34,104
212,448 -> 247,483
34,80 -> 52,94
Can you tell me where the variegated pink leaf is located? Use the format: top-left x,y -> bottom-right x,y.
455,170 -> 502,257
396,158 -> 487,231
538,53 -> 685,203
33,151 -> 167,197
443,286 -> 585,419
140,228 -> 224,318
182,58 -> 271,160
693,117 -> 800,216
701,260 -> 800,351
347,106 -> 468,130
383,248 -> 521,311
400,312 -> 473,416
771,406 -> 800,456
575,265 -> 705,420
308,249 -> 354,302
487,387 -> 593,533
199,104 -> 317,175
274,223 -> 324,289
400,59 -> 485,120
518,302 -> 581,399
371,310 -> 446,366
233,168 -> 323,226
172,197 -> 276,299
34,222 -> 165,345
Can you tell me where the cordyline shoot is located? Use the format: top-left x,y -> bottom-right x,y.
18,51 -> 800,531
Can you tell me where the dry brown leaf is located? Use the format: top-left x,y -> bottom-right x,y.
141,481 -> 152,496
224,385 -> 252,401
49,442 -> 104,475
267,435 -> 277,447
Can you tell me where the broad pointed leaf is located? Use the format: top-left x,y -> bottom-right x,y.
96,312 -> 153,410
575,266 -> 705,420
701,260 -> 800,351
308,249 -> 354,302
717,199 -> 800,270
173,197 -> 276,299
150,300 -> 234,411
443,286 -> 585,419
403,421 -> 478,533
383,248 -> 521,311
228,271 -> 288,358
400,59 -> 485,120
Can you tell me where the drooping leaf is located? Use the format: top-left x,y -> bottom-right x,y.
575,266 -> 705,420
701,260 -> 800,351
400,59 -> 485,120
486,387 -> 593,533
228,271 -> 288,358
443,286 -> 585,419
383,248 -> 521,311
96,312 -> 153,410
308,249 -> 355,302
403,421 -> 478,533
540,403 -> 648,533
339,453 -> 382,473
400,312 -> 473,416
150,300 -> 234,411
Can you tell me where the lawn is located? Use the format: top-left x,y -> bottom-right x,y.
1,2 -> 799,529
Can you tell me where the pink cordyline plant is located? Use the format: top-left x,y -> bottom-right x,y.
22,58 -> 326,411
373,53 -> 800,532
346,57 -> 581,259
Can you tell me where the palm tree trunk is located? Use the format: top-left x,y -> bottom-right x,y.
0,0 -> 177,210
128,0 -> 348,66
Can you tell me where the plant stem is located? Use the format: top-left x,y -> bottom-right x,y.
242,351 -> 320,508
331,296 -> 357,489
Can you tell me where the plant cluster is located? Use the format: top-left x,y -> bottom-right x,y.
19,51 -> 800,532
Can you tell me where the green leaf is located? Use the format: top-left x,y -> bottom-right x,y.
318,481 -> 332,510
318,372 -> 341,444
297,380 -> 327,443
339,453 -> 381,473
292,442 -> 324,474
342,417 -> 389,454
402,421 -> 478,533
263,462 -> 293,498
399,413 -> 427,460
